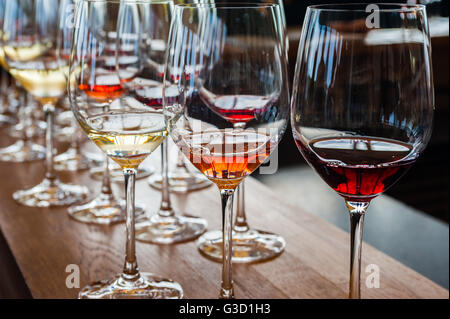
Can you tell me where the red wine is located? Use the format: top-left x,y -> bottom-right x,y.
296,136 -> 416,202
199,88 -> 276,124
133,85 -> 179,108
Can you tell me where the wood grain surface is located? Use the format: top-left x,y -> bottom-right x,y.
0,133 -> 448,299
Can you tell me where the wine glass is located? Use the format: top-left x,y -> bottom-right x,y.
291,3 -> 434,298
115,0 -> 208,245
66,0 -> 147,225
69,0 -> 183,299
194,0 -> 288,264
52,0 -> 95,172
165,3 -> 289,298
2,0 -> 88,206
0,0 -> 46,163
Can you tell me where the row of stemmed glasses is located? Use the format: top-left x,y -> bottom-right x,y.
0,0 -> 45,163
2,0 -> 435,300
165,2 -> 434,299
1,0 -> 89,207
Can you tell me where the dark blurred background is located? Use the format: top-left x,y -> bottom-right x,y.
263,0 -> 449,223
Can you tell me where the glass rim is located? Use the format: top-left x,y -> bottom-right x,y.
174,2 -> 279,10
308,3 -> 426,13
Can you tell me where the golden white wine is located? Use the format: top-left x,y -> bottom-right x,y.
83,112 -> 167,168
0,47 -> 7,70
8,62 -> 68,105
3,44 -> 67,105
2,43 -> 50,62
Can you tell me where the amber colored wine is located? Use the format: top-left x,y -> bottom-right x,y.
82,112 -> 167,168
79,83 -> 125,101
183,131 -> 272,189
296,136 -> 416,202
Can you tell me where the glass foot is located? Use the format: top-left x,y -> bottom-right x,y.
8,120 -> 46,139
0,140 -> 45,163
56,110 -> 74,127
68,194 -> 145,225
55,125 -> 75,143
136,213 -> 207,244
148,171 -> 212,193
90,165 -> 154,182
79,272 -> 183,299
54,148 -> 92,172
13,178 -> 89,207
197,229 -> 286,263
0,114 -> 16,126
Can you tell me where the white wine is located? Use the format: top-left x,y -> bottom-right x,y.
8,61 -> 68,105
3,44 -> 67,105
0,47 -> 7,70
2,43 -> 50,62
83,111 -> 167,168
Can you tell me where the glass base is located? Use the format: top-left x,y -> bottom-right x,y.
0,140 -> 45,163
54,148 -> 92,172
68,194 -> 145,225
90,165 -> 154,182
0,114 -> 16,126
55,110 -> 74,127
136,213 -> 208,244
8,120 -> 46,139
148,171 -> 212,193
78,272 -> 183,299
55,125 -> 75,143
197,229 -> 286,263
13,178 -> 89,207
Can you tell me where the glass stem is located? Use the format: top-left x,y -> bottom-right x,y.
220,188 -> 235,299
71,118 -> 80,151
234,182 -> 249,233
0,70 -> 7,113
101,156 -> 113,196
158,140 -> 174,218
19,92 -> 28,142
122,168 -> 140,281
44,103 -> 57,182
346,201 -> 369,299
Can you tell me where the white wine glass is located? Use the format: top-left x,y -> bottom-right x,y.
115,0 -> 209,245
69,0 -> 183,299
69,0 -> 183,298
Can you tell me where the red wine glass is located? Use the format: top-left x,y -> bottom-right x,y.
291,4 -> 434,298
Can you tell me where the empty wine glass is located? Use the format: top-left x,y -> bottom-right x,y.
69,0 -> 183,298
291,4 -> 434,298
165,3 -> 289,298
